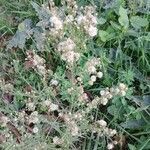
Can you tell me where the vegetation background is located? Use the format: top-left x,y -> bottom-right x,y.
0,0 -> 150,149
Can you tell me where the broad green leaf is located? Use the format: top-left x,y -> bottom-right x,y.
31,1 -> 50,20
121,119 -> 145,129
132,95 -> 150,107
99,30 -> 114,42
118,6 -> 129,28
138,139 -> 150,150
18,22 -> 25,31
130,16 -> 149,29
7,19 -> 33,49
99,30 -> 109,42
128,144 -> 137,150
98,17 -> 106,25
31,1 -> 51,29
110,21 -> 121,30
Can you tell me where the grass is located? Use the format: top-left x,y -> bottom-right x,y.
0,0 -> 150,150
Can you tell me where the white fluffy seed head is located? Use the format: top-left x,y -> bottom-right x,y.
120,91 -> 126,96
88,25 -> 97,37
51,16 -> 63,30
88,66 -> 97,74
100,97 -> 108,105
49,103 -> 58,111
53,136 -> 63,145
97,119 -> 107,127
91,16 -> 97,24
97,71 -> 103,78
77,77 -> 82,82
88,80 -> 94,86
65,15 -> 74,23
111,129 -> 117,136
119,83 -> 126,90
26,102 -> 35,111
1,116 -> 9,127
76,15 -> 84,24
90,75 -> 97,82
115,88 -> 120,95
107,143 -> 114,150
31,111 -> 38,116
33,126 -> 39,133
50,79 -> 59,86
71,125 -> 79,136
43,100 -> 51,107
100,90 -> 105,96
29,117 -> 39,124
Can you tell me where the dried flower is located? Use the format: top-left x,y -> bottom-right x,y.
88,80 -> 94,86
97,71 -> 103,78
28,111 -> 39,124
25,51 -> 46,76
53,136 -> 63,145
50,79 -> 59,86
88,25 -> 97,37
107,143 -> 114,150
86,57 -> 101,75
43,100 -> 51,107
1,116 -> 9,127
57,38 -> 80,64
90,75 -> 97,82
49,103 -> 58,111
26,102 -> 35,111
97,119 -> 107,127
51,16 -> 63,30
33,126 -> 39,133
76,5 -> 98,37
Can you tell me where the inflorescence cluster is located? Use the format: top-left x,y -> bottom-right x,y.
0,1 -> 129,149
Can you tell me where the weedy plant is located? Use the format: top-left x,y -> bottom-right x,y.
0,0 -> 150,150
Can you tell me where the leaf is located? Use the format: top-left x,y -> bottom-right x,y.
120,119 -> 145,129
118,6 -> 129,28
102,0 -> 116,9
31,1 -> 50,20
31,2 -> 51,29
33,27 -> 46,50
99,30 -> 109,42
110,21 -> 121,30
107,105 -> 116,115
143,95 -> 150,106
98,17 -> 106,25
132,66 -> 150,84
130,16 -> 149,29
128,144 -> 137,150
138,139 -> 150,150
126,30 -> 139,37
99,30 -> 114,42
18,22 -> 25,31
7,19 -> 33,49
132,95 -> 150,107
